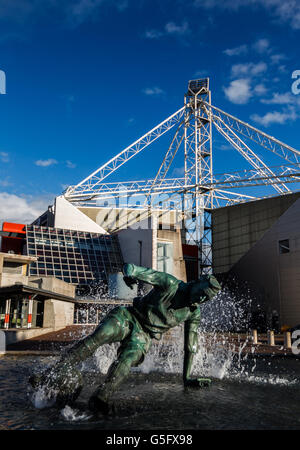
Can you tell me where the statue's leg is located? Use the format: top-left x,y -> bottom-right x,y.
88,316 -> 152,414
88,345 -> 143,414
29,307 -> 131,405
58,310 -> 130,367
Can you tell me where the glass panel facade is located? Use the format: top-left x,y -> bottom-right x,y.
25,225 -> 123,285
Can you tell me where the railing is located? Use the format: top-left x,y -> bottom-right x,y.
251,329 -> 292,349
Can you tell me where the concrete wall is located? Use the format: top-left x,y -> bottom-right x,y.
28,276 -> 75,329
231,197 -> 300,328
0,327 -> 57,348
78,206 -> 183,233
0,253 -> 36,287
0,331 -> 5,354
212,192 -> 300,274
54,196 -> 107,234
117,217 -> 154,268
43,299 -> 74,329
28,276 -> 76,297
0,274 -> 28,287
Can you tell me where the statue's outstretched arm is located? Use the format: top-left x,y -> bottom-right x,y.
123,263 -> 178,289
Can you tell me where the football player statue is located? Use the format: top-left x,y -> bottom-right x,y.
30,263 -> 221,414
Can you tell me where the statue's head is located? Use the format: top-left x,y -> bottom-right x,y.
188,274 -> 221,304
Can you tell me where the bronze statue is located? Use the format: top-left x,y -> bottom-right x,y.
30,264 -> 221,414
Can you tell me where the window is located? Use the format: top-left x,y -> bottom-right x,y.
279,239 -> 290,254
157,242 -> 173,274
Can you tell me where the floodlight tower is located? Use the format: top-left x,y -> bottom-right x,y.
183,78 -> 213,274
63,76 -> 300,278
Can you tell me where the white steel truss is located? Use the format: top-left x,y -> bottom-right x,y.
64,78 -> 300,274
212,114 -> 290,194
65,107 -> 184,198
207,103 -> 300,165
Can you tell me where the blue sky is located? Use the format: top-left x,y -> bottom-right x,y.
0,0 -> 300,222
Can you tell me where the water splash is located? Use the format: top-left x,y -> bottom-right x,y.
94,343 -> 118,374
60,405 -> 91,422
31,386 -> 57,409
33,281 -> 298,397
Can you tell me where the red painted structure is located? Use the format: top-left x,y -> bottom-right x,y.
0,222 -> 26,254
182,243 -> 199,281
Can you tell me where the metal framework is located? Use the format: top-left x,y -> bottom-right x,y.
64,78 -> 300,274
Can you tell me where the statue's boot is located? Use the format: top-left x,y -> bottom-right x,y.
196,377 -> 212,388
183,377 -> 212,389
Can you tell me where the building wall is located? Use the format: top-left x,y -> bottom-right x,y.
28,276 -> 76,297
117,217 -> 154,268
54,196 -> 107,234
231,197 -> 300,328
212,192 -> 300,274
79,206 -> 183,233
0,253 -> 36,287
43,299 -> 74,329
0,274 -> 28,287
29,276 -> 76,329
117,217 -> 186,282
157,228 -> 186,282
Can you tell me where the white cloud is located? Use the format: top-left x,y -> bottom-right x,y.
223,78 -> 252,104
219,144 -> 233,151
0,1 -> 128,28
254,83 -> 268,96
0,151 -> 9,163
270,53 -> 287,65
193,69 -> 209,78
223,44 -> 248,57
66,0 -> 128,25
194,0 -> 246,9
261,91 -> 296,105
0,177 -> 12,187
145,20 -> 190,40
277,64 -> 287,74
231,61 -> 267,78
145,29 -> 163,39
251,107 -> 298,127
172,166 -> 185,177
66,160 -> 76,169
142,87 -> 165,96
193,0 -> 300,30
0,192 -> 54,224
252,38 -> 271,54
126,117 -> 135,126
165,21 -> 190,35
35,158 -> 58,167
